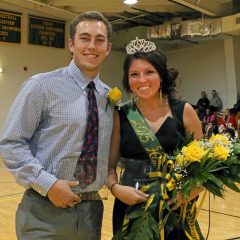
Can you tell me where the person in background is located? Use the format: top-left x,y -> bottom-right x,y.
209,89 -> 223,112
108,38 -> 204,239
231,99 -> 240,114
196,91 -> 209,121
0,11 -> 113,240
202,107 -> 218,135
223,127 -> 238,139
219,108 -> 237,133
205,122 -> 218,139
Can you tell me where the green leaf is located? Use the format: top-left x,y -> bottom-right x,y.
203,181 -> 224,197
127,208 -> 144,219
225,155 -> 239,164
113,229 -> 125,240
228,164 -> 240,177
143,217 -> 154,239
208,166 -> 229,172
144,226 -> 153,239
129,218 -> 144,232
147,214 -> 159,237
201,159 -> 222,172
201,172 -> 223,188
233,142 -> 240,154
124,212 -> 158,240
221,177 -> 240,192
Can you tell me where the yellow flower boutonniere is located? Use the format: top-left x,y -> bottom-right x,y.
106,87 -> 122,110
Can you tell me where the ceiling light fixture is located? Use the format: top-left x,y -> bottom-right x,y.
124,0 -> 138,5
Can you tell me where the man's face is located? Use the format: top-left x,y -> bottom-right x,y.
69,20 -> 112,78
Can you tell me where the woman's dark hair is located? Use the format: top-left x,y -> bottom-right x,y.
224,127 -> 236,139
122,49 -> 178,99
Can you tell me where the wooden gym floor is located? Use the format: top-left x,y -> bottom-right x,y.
0,159 -> 240,240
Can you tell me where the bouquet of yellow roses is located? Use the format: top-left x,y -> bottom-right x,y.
114,134 -> 240,240
176,134 -> 240,198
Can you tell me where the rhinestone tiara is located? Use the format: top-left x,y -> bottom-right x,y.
126,37 -> 157,55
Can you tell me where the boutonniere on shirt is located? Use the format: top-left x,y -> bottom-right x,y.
105,87 -> 122,111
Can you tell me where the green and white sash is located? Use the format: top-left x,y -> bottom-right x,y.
122,100 -> 168,177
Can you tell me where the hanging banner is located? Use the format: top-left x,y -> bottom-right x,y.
28,15 -> 65,48
0,10 -> 21,43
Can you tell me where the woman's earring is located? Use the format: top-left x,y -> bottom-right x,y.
130,92 -> 136,101
159,88 -> 163,104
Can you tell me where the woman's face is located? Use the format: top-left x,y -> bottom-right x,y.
224,109 -> 230,115
128,59 -> 161,100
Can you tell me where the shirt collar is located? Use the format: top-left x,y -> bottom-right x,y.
68,60 -> 101,93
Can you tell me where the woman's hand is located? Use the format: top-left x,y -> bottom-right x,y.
112,184 -> 149,205
168,187 -> 204,210
168,192 -> 187,210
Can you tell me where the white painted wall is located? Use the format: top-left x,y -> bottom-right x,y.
101,50 -> 126,98
0,4 -> 71,129
0,42 -> 72,124
167,39 -> 228,107
233,36 -> 240,100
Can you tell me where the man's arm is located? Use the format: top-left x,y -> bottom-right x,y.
0,78 -> 56,196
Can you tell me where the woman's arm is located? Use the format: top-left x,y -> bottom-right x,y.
170,103 -> 204,208
183,103 -> 203,140
108,110 -> 121,190
108,110 -> 148,205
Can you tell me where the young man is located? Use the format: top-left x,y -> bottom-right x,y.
0,11 -> 113,240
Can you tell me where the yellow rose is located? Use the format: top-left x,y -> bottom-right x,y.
182,140 -> 207,162
209,134 -> 230,145
107,87 -> 122,104
213,145 -> 230,160
176,154 -> 185,166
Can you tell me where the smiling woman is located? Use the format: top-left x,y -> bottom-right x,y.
108,38 -> 203,239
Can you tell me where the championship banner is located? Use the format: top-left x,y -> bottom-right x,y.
0,10 -> 21,43
28,15 -> 65,48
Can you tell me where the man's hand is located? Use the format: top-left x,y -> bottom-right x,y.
47,180 -> 81,208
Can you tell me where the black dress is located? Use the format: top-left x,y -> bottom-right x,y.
113,100 -> 189,239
